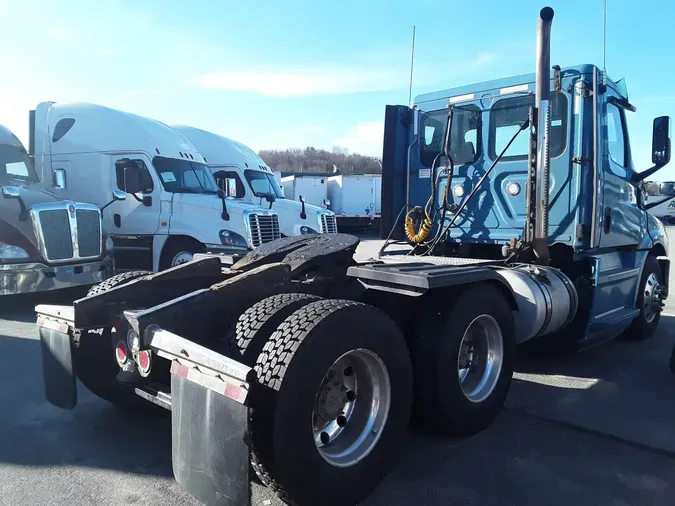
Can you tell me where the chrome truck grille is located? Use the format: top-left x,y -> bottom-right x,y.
30,202 -> 102,263
320,213 -> 338,233
248,214 -> 281,247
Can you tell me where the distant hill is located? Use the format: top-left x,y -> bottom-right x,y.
259,146 -> 382,175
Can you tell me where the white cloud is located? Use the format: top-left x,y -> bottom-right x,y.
333,121 -> 384,156
195,67 -> 399,97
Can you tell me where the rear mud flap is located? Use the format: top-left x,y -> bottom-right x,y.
38,324 -> 77,410
171,364 -> 251,506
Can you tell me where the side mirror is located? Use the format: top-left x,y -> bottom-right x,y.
322,198 -> 330,209
652,116 -> 671,166
265,193 -> 275,209
1,186 -> 20,199
123,166 -> 144,194
226,178 -> 237,198
112,189 -> 127,201
101,189 -> 128,214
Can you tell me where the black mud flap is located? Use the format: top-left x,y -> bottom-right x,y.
37,317 -> 77,410
170,362 -> 251,506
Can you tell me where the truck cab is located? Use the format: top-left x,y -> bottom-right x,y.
382,64 -> 671,340
0,124 -> 112,294
31,103 -> 280,271
172,126 -> 338,236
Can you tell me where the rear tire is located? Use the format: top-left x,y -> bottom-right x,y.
75,270 -> 158,412
412,284 -> 515,437
226,293 -> 322,365
250,300 -> 413,506
624,256 -> 663,341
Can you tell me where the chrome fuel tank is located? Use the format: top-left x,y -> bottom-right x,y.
495,265 -> 578,343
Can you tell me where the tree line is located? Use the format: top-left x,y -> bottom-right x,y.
258,146 -> 382,174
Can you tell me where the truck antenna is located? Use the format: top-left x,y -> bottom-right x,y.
602,0 -> 607,87
408,25 -> 416,106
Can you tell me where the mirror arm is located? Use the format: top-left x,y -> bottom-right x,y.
219,193 -> 230,221
300,197 -> 306,220
17,197 -> 28,221
633,163 -> 666,183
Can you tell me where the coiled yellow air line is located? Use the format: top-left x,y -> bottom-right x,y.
405,167 -> 451,244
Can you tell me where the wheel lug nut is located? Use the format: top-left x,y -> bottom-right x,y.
346,390 -> 356,402
343,366 -> 353,377
320,432 -> 330,445
336,415 -> 347,427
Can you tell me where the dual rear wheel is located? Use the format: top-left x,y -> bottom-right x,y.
228,284 -> 515,505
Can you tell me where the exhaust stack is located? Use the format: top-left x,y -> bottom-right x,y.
532,6 -> 554,264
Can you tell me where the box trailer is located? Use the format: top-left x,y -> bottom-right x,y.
327,174 -> 381,231
280,175 -> 329,209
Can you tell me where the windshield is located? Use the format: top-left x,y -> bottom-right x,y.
0,144 -> 39,183
244,170 -> 284,198
153,156 -> 219,194
420,105 -> 482,167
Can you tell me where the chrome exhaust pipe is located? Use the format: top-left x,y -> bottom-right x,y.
533,6 -> 554,264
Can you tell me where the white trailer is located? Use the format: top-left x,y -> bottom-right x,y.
327,174 -> 381,231
280,175 -> 330,209
30,102 -> 279,272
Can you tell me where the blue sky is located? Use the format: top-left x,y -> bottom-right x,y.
2,0 -> 675,177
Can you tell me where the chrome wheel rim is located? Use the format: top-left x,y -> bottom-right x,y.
312,349 -> 391,468
644,273 -> 662,323
171,251 -> 194,267
457,314 -> 504,403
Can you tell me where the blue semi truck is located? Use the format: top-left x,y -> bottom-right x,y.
36,6 -> 674,506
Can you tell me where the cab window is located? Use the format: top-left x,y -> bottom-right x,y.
212,169 -> 246,198
420,105 -> 481,167
607,102 -> 627,167
489,92 -> 568,161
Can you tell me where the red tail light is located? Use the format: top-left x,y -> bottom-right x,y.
137,350 -> 152,377
115,341 -> 128,366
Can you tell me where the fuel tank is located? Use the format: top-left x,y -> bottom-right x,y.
494,264 -> 578,343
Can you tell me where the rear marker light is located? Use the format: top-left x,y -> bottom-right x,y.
137,350 -> 152,376
115,341 -> 128,365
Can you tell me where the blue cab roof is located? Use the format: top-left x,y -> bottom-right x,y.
414,64 -> 627,109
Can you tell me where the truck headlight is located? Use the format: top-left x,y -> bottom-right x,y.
300,226 -> 318,235
105,236 -> 115,253
0,241 -> 30,261
219,230 -> 248,248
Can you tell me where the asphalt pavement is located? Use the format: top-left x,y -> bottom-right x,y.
1,238 -> 675,505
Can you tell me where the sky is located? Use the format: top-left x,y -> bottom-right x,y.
2,0 -> 675,177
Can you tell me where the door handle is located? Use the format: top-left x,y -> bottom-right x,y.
603,207 -> 612,234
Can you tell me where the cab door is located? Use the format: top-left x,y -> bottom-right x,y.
597,94 -> 646,248
107,155 -> 161,235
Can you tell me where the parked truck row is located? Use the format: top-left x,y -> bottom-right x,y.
33,5 -> 675,506
1,103 -> 345,295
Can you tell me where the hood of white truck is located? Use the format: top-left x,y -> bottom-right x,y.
167,193 -> 272,246
267,198 -> 332,235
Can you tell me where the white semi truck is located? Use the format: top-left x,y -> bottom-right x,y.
30,102 -> 280,271
0,124 -> 113,295
172,126 -> 338,236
